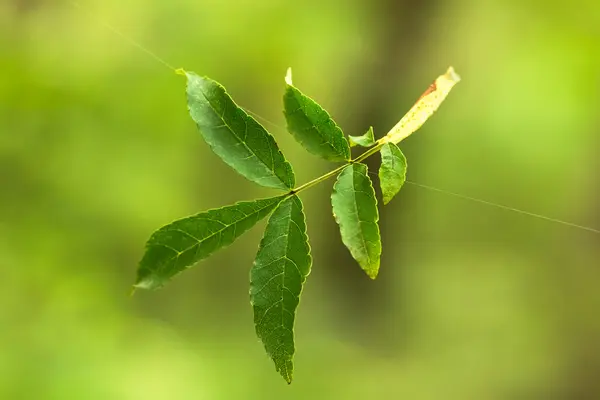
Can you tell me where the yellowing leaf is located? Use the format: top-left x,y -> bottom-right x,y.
382,67 -> 460,144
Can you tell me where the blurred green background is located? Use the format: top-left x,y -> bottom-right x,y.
1,0 -> 599,398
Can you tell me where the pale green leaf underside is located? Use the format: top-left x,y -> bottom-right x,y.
186,72 -> 295,190
136,196 -> 284,290
348,126 -> 375,148
251,195 -> 311,384
283,84 -> 351,162
250,195 -> 312,383
331,163 -> 382,279
379,143 -> 407,205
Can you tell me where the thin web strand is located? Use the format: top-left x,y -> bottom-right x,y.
71,1 -> 303,126
364,170 -> 598,233
71,1 -> 599,235
245,109 -> 286,130
405,179 -> 599,234
72,2 -> 284,126
70,1 -> 176,72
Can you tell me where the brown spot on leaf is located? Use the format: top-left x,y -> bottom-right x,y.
416,81 -> 437,102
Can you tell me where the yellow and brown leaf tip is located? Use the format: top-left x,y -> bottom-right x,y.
382,66 -> 461,144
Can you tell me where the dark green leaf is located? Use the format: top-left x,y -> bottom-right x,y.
379,143 -> 407,205
331,163 -> 382,279
283,69 -> 351,162
185,72 -> 295,190
251,195 -> 311,384
136,196 -> 284,290
348,126 -> 376,148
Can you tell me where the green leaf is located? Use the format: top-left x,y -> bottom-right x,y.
283,68 -> 351,162
331,163 -> 382,278
136,196 -> 284,290
379,143 -> 407,205
251,195 -> 311,384
348,126 -> 376,148
185,72 -> 295,190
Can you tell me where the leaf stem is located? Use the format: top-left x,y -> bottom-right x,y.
291,141 -> 385,195
354,141 -> 386,163
291,164 -> 348,194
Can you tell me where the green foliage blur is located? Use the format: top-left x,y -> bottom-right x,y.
1,0 -> 599,398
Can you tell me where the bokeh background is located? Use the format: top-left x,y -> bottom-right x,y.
1,0 -> 599,398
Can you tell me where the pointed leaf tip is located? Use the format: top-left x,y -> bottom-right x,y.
445,66 -> 461,83
285,67 -> 293,86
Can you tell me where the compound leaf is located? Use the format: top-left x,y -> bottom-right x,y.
135,196 -> 284,290
185,71 -> 295,190
251,195 -> 311,384
331,163 -> 381,279
379,143 -> 407,205
348,126 -> 376,148
283,68 -> 351,162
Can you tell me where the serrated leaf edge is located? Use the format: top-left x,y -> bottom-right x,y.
135,195 -> 286,290
186,72 -> 296,190
251,195 -> 312,384
284,73 -> 351,162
